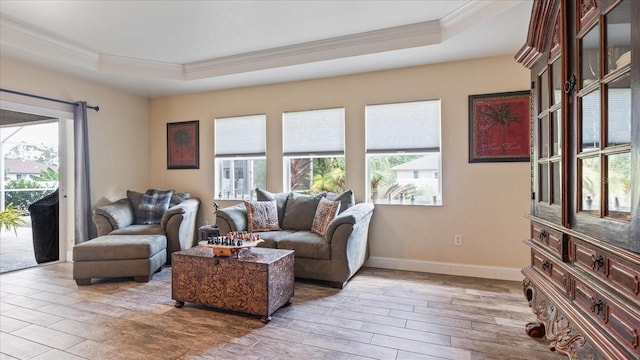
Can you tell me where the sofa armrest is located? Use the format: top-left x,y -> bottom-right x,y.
163,198 -> 200,254
325,203 -> 374,241
215,203 -> 248,234
325,202 -> 374,285
92,198 -> 134,236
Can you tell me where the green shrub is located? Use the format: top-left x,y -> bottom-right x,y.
0,203 -> 27,235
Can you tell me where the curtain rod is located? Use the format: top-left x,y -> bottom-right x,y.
0,88 -> 100,111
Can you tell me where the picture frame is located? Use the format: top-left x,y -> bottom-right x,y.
468,90 -> 531,163
167,120 -> 199,169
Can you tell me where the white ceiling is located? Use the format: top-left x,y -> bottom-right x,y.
0,0 -> 533,99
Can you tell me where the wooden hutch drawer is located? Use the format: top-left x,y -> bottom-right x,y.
531,249 -> 569,293
531,222 -> 567,261
572,277 -> 640,357
570,236 -> 640,302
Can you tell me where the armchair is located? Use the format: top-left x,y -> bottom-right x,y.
93,191 -> 200,257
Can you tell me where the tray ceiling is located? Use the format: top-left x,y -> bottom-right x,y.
0,1 -> 533,98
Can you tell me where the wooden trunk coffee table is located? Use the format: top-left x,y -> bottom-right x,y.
171,246 -> 294,323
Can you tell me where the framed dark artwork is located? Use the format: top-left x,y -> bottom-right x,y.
167,120 -> 199,169
468,90 -> 531,163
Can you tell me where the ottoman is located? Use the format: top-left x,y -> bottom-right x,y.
73,234 -> 167,286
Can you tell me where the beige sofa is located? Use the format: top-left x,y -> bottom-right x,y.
216,189 -> 374,288
92,190 -> 200,258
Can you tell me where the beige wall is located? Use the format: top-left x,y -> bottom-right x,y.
0,57 -> 150,209
150,55 -> 531,278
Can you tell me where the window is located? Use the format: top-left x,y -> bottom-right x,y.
366,100 -> 442,205
214,114 -> 266,199
283,108 -> 345,193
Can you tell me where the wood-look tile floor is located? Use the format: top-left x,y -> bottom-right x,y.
0,262 -> 565,360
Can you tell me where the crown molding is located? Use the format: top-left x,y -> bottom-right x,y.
98,54 -> 185,80
0,15 -> 98,69
0,0 -> 522,81
441,0 -> 525,40
184,20 -> 441,80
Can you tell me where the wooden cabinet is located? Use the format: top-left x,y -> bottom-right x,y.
517,0 -> 639,358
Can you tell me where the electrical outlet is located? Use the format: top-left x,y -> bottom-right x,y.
454,234 -> 463,246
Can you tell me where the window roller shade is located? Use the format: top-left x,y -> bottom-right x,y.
366,100 -> 441,152
215,115 -> 266,157
283,108 -> 344,156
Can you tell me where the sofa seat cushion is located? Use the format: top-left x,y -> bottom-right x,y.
110,224 -> 164,236
73,235 -> 167,261
254,230 -> 296,248
276,231 -> 330,260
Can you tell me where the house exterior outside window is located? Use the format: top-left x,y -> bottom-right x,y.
366,100 -> 442,205
214,114 -> 266,200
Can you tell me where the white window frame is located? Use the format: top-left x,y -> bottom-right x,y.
365,100 -> 442,205
214,114 -> 266,199
282,108 -> 345,193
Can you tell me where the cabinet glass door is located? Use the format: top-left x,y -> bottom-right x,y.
576,0 -> 631,222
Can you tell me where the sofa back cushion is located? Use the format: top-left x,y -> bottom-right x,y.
255,188 -> 289,227
245,200 -> 280,232
136,189 -> 175,225
126,190 -> 143,215
326,189 -> 355,214
311,197 -> 341,236
282,192 -> 325,230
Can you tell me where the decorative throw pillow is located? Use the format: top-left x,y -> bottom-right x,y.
255,188 -> 289,226
135,189 -> 175,225
245,200 -> 280,232
311,197 -> 341,236
282,192 -> 325,230
326,189 -> 355,214
170,192 -> 191,207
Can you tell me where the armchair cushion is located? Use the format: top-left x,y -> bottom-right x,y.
282,192 -> 324,230
136,189 -> 175,225
170,192 -> 191,207
126,190 -> 143,214
245,200 -> 280,232
94,198 -> 134,229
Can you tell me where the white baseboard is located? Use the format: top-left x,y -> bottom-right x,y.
365,256 -> 524,282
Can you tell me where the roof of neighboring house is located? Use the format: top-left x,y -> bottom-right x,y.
392,155 -> 440,171
3,159 -> 56,175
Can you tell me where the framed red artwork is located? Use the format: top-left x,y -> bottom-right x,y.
167,120 -> 199,169
468,90 -> 531,163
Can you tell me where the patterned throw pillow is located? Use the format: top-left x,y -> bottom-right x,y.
245,200 -> 280,232
311,197 -> 341,236
136,189 -> 175,225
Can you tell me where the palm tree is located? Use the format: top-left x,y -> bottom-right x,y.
290,158 -> 311,191
311,168 -> 345,193
173,129 -> 192,162
479,101 -> 524,154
